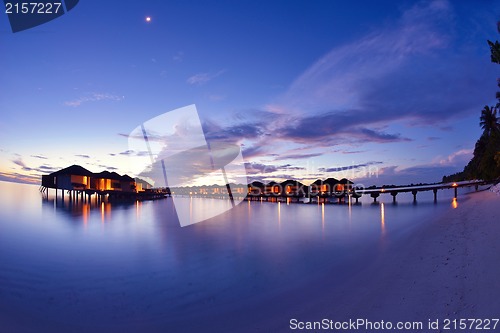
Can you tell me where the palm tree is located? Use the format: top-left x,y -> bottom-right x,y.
488,40 -> 500,64
480,105 -> 499,136
487,21 -> 500,64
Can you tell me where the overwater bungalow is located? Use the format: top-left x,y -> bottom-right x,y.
309,178 -> 337,195
135,178 -> 153,192
42,165 -> 136,193
337,178 -> 354,193
280,179 -> 307,196
92,171 -> 135,192
248,181 -> 265,195
264,181 -> 281,195
42,165 -> 95,191
41,165 -> 166,201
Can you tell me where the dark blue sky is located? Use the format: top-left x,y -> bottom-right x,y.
1,0 -> 499,185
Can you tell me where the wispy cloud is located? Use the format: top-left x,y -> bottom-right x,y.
434,148 -> 473,166
75,154 -> 90,159
187,70 -> 225,85
353,148 -> 473,186
10,158 -> 59,177
64,93 -> 125,107
245,162 -> 305,175
354,163 -> 460,186
38,165 -> 57,171
264,0 -> 495,134
31,154 -> 48,159
0,171 -> 39,184
274,153 -> 323,161
12,158 -> 33,171
319,161 -> 383,173
97,164 -> 118,171
194,0 -> 494,173
119,150 -> 134,156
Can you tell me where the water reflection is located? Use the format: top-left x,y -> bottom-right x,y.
278,201 -> 281,229
136,200 -> 142,220
0,181 -> 464,333
82,202 -> 89,226
380,202 -> 386,236
101,202 -> 105,223
41,194 -> 135,224
320,203 -> 326,240
452,198 -> 458,209
348,194 -> 352,222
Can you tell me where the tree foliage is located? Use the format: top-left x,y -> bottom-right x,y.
443,22 -> 500,182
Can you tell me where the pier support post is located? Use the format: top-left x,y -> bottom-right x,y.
433,189 -> 438,203
412,190 -> 418,203
371,193 -> 379,203
391,191 -> 397,204
454,187 -> 458,199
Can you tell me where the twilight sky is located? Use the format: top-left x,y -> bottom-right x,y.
1,0 -> 499,186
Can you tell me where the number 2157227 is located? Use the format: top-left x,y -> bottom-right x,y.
5,2 -> 62,14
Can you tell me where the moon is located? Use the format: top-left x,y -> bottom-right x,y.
146,16 -> 151,22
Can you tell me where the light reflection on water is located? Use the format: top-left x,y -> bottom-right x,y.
0,180 -> 482,332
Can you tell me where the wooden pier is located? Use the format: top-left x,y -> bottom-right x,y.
359,180 -> 493,203
39,186 -> 169,204
244,180 -> 495,204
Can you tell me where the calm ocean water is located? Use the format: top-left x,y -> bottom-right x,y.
0,181 -> 478,332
